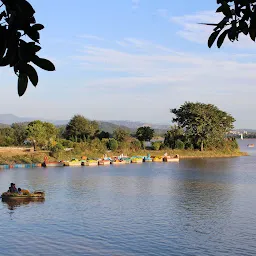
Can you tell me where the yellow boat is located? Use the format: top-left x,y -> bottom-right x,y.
64,158 -> 82,166
1,190 -> 45,199
82,160 -> 98,166
131,157 -> 143,163
152,156 -> 163,162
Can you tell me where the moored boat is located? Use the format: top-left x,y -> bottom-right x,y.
82,160 -> 99,166
111,159 -> 127,165
98,159 -> 111,165
163,154 -> 179,162
152,156 -> 163,162
143,154 -> 152,162
247,144 -> 255,148
42,161 -> 64,167
64,158 -> 82,166
131,157 -> 143,163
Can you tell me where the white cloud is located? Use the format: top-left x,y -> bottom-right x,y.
171,10 -> 256,49
78,34 -> 104,41
70,37 -> 256,126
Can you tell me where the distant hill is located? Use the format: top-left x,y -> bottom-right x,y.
97,121 -> 130,133
0,114 -> 170,134
0,114 -> 36,124
107,120 -> 170,130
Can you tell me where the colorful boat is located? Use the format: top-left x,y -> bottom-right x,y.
82,159 -> 99,166
64,158 -> 82,166
1,190 -> 45,199
98,159 -> 111,165
121,157 -> 132,164
247,144 -> 255,148
163,154 -> 179,162
111,159 -> 127,165
143,154 -> 152,162
42,161 -> 64,167
152,156 -> 163,162
131,157 -> 143,163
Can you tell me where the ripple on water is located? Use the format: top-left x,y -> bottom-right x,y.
0,154 -> 256,255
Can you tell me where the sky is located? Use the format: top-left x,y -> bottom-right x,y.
0,0 -> 256,128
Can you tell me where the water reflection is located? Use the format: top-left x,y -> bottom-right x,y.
2,198 -> 45,210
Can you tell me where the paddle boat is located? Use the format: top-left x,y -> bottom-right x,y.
152,156 -> 163,162
42,161 -> 64,167
121,157 -> 132,164
131,156 -> 143,163
143,154 -> 152,162
111,159 -> 127,165
82,159 -> 99,166
63,158 -> 82,166
163,154 -> 179,163
42,156 -> 64,167
98,158 -> 111,165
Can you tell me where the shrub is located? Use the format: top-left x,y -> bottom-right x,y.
130,140 -> 142,151
108,139 -> 118,151
175,139 -> 185,150
151,141 -> 162,151
50,143 -> 64,153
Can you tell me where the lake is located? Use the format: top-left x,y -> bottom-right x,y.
0,139 -> 256,256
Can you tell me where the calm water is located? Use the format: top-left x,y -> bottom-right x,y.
0,140 -> 256,256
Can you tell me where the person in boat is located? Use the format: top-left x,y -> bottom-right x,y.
9,183 -> 18,193
18,188 -> 22,194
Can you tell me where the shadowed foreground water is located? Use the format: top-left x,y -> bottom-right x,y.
0,140 -> 256,256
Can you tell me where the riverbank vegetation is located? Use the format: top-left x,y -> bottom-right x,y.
0,102 -> 245,164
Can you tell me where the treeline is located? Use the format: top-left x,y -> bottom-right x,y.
0,102 -> 240,156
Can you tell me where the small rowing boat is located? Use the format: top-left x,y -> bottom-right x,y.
1,190 -> 45,199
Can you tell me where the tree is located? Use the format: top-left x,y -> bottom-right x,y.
0,0 -> 55,96
108,138 -> 118,151
171,102 -> 235,151
26,120 -> 58,150
65,115 -> 99,141
113,128 -> 129,142
11,123 -> 27,145
206,1 -> 256,48
97,131 -> 110,140
151,141 -> 162,151
164,125 -> 184,149
135,126 -> 154,142
0,127 -> 15,146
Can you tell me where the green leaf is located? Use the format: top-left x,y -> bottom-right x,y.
18,73 -> 28,97
25,64 -> 38,87
32,24 -> 45,30
208,31 -> 220,48
217,30 -> 228,48
32,56 -> 55,71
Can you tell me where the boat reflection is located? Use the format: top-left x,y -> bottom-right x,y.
2,197 -> 45,210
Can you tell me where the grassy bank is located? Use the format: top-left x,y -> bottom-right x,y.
0,149 -> 248,165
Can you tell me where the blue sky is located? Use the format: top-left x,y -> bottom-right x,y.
0,0 -> 256,128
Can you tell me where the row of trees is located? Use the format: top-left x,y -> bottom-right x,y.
0,102 -> 238,154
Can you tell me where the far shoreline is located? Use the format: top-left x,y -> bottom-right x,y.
0,148 -> 249,165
